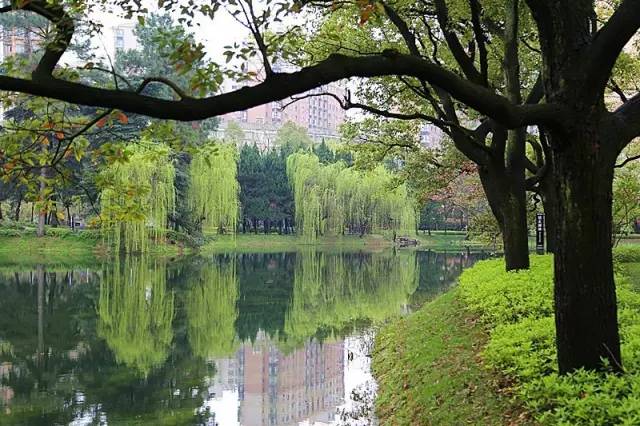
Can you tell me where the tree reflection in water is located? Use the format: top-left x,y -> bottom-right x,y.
0,249 -> 486,425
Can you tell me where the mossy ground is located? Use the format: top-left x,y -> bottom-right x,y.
372,290 -> 530,425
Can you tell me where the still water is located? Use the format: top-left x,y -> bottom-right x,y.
0,249 -> 485,425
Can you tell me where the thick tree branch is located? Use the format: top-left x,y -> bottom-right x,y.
0,52 -> 565,128
432,0 -> 483,85
584,0 -> 640,95
525,75 -> 544,104
612,93 -> 640,145
469,0 -> 488,86
21,1 -> 74,78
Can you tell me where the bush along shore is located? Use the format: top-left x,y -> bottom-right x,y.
373,251 -> 640,425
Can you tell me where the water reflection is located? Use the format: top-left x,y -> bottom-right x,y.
0,249 -> 485,425
203,332 -> 344,426
98,257 -> 174,375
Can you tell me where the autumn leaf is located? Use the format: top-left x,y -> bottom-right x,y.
116,111 -> 129,124
55,132 -> 65,140
96,117 -> 108,128
359,4 -> 374,25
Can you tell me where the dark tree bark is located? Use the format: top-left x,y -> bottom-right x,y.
480,163 -> 530,271
523,0 -> 635,373
548,126 -> 621,373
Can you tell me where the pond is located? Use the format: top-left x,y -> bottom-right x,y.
0,249 -> 486,425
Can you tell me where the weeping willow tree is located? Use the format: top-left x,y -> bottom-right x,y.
286,152 -> 416,241
185,258 -> 239,358
99,143 -> 176,253
283,250 -> 418,346
187,143 -> 239,234
97,256 -> 174,376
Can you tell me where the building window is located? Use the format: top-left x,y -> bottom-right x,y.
115,29 -> 125,50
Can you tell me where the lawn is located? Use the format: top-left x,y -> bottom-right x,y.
372,290 -> 526,425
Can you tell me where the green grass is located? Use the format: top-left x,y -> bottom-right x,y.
201,233 -> 396,253
622,262 -> 640,291
415,230 -> 491,251
202,231 -> 495,253
0,227 -> 190,266
0,235 -> 99,267
372,290 -> 527,425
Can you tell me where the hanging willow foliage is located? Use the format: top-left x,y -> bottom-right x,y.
187,143 -> 240,234
185,257 -> 239,358
97,256 -> 174,376
286,152 -> 416,241
99,143 -> 176,254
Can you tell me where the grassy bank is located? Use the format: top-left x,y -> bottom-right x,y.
201,233 -> 394,252
0,225 -> 488,262
0,225 -> 189,265
203,231 -> 487,252
373,290 -> 524,425
373,252 -> 640,425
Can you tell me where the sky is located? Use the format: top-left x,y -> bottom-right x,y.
88,6 -> 247,63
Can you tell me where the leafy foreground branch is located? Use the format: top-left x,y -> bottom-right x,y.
373,254 -> 640,425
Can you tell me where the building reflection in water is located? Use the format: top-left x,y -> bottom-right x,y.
0,250 -> 483,425
204,331 -> 345,426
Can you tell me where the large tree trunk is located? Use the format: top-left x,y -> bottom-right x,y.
480,166 -> 530,271
551,131 -> 621,374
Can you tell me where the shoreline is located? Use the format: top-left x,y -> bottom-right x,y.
372,252 -> 640,425
0,230 -> 487,265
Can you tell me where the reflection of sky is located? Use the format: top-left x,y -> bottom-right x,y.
203,389 -> 240,426
201,333 -> 375,426
335,335 -> 377,426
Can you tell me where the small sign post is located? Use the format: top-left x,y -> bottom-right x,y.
536,213 -> 545,254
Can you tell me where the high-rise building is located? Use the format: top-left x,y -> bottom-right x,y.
2,27 -> 37,58
219,61 -> 347,148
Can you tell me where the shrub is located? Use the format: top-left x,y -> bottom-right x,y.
458,256 -> 554,325
0,228 -> 25,237
458,255 -> 640,425
165,229 -> 206,248
44,226 -> 73,238
614,245 -> 640,264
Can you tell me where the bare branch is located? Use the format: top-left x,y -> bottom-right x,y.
615,153 -> 640,168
